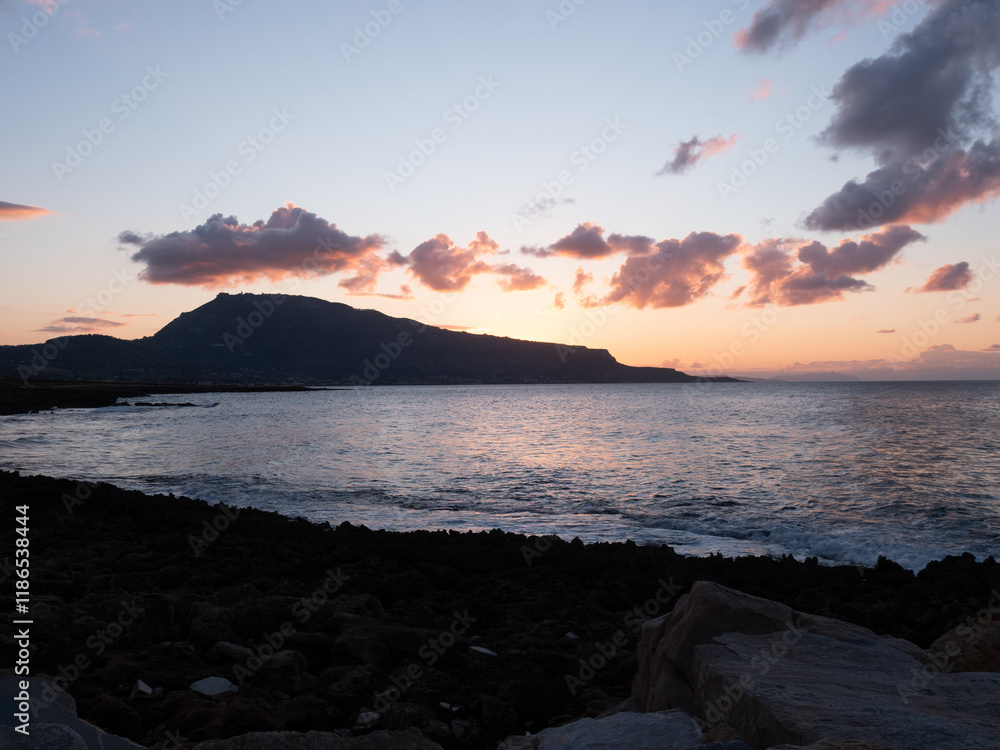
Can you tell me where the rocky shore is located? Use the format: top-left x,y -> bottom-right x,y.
0,380 -> 319,416
1,470 -> 998,749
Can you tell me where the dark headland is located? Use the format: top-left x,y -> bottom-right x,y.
0,292 -> 739,388
1,471 -> 998,749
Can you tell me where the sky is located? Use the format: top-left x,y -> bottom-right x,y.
2,0 -> 999,380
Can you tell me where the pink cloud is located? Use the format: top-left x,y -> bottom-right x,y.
749,78 -> 774,102
744,225 -> 924,306
916,262 -> 974,292
0,201 -> 53,222
657,134 -> 741,176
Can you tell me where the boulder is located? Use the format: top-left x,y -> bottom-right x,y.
0,676 -> 146,750
632,581 -> 926,713
190,728 -> 443,749
190,676 -> 239,701
0,723 -> 89,750
694,630 -> 1000,749
498,709 -> 703,750
927,607 -> 1000,672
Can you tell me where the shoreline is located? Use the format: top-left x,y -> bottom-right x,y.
0,380 -> 319,416
2,470 -> 998,748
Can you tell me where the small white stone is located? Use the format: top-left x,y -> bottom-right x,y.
129,680 -> 153,700
355,711 -> 380,729
189,676 -> 238,701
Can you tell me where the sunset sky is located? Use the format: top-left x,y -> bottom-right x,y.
2,0 -> 999,380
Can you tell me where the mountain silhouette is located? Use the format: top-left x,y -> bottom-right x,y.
1,293 -> 738,385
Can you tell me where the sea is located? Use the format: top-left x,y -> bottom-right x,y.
2,381 -> 998,571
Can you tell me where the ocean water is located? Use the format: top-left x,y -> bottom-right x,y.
1,381 -> 998,570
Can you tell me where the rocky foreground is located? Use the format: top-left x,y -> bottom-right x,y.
0,471 -> 998,749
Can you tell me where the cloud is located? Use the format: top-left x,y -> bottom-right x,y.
876,328 -> 895,333
493,263 -> 547,292
523,222 -> 614,259
37,317 -> 126,334
391,231 -> 543,292
390,231 -> 495,292
744,225 -> 924,306
735,0 -> 895,54
125,204 -> 387,289
656,134 -> 740,176
599,232 -> 745,309
572,267 -> 594,294
984,344 -> 1000,351
749,78 -> 774,102
805,0 -> 1000,231
916,261 -> 974,292
957,313 -> 981,323
0,201 -> 52,221
523,223 -> 660,261
552,292 -> 565,310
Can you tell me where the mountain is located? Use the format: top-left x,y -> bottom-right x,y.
0,293 -> 738,385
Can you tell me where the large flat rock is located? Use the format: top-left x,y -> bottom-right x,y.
694,631 -> 1000,750
191,728 -> 443,749
0,675 -> 145,750
498,710 -> 704,750
632,581 -> 926,714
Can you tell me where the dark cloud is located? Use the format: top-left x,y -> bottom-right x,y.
523,223 -> 614,259
876,329 -> 895,333
805,0 -> 1000,231
744,225 -> 924,306
126,204 -> 386,289
0,201 -> 52,221
600,232 -> 744,309
37,317 -> 126,334
735,0 -> 891,54
523,224 -> 657,261
117,230 -> 151,245
957,313 -> 982,323
656,135 -> 740,176
917,261 -> 973,292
